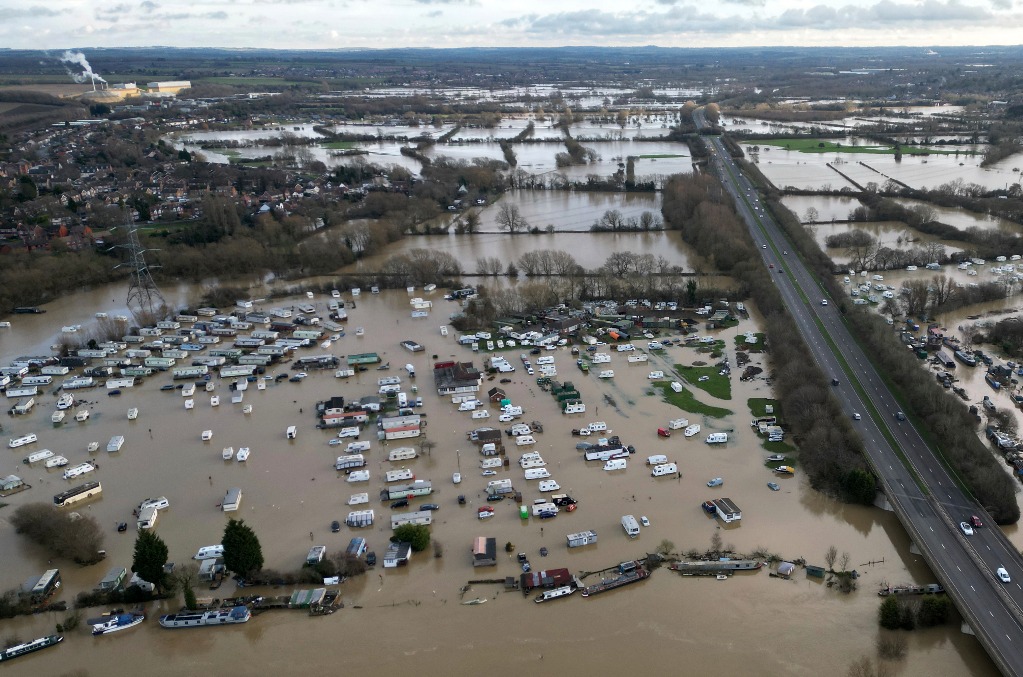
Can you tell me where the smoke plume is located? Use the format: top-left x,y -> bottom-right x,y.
61,51 -> 107,89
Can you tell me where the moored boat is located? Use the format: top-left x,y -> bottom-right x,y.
534,585 -> 576,603
92,612 -> 144,635
158,606 -> 251,628
0,634 -> 63,662
580,561 -> 649,598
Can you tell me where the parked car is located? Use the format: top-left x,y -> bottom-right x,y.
640,516 -> 651,527
421,504 -> 440,511
390,499 -> 409,509
706,477 -> 723,488
767,482 -> 780,491
366,552 -> 377,566
330,520 -> 341,533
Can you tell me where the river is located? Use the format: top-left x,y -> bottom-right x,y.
0,279 -> 998,676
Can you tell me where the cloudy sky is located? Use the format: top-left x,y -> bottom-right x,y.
3,0 -> 1022,50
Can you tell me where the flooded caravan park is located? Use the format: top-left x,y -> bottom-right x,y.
0,278 -> 998,676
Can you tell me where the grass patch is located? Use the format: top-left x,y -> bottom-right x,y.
636,153 -> 686,159
756,138 -> 968,156
762,440 -> 797,456
734,332 -> 767,353
675,364 -> 731,400
748,397 -> 780,419
323,140 -> 359,150
654,382 -> 732,418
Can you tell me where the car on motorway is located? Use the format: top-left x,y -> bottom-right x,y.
960,522 -> 974,536
853,413 -> 861,420
761,244 -> 767,249
998,567 -> 1011,583
821,299 -> 828,306
970,515 -> 983,528
895,411 -> 906,421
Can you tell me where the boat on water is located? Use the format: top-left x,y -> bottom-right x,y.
158,606 -> 251,628
127,407 -> 139,420
461,597 -> 487,605
236,447 -> 250,462
51,410 -> 66,424
580,561 -> 649,598
92,613 -> 144,636
75,409 -> 90,422
0,634 -> 63,662
222,447 -> 234,461
45,455 -> 69,468
774,465 -> 795,475
534,585 -> 576,603
56,393 -> 75,410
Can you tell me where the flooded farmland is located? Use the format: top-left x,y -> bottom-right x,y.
0,278 -> 999,677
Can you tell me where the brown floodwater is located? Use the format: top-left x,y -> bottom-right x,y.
0,284 -> 999,676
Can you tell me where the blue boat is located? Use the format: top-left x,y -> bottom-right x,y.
92,613 -> 144,635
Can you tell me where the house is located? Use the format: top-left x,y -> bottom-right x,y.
98,566 -> 127,591
712,497 -> 742,523
358,395 -> 382,412
487,387 -> 506,403
434,361 -> 483,395
383,541 -> 413,568
347,352 -> 381,366
472,537 -> 497,567
317,396 -> 346,417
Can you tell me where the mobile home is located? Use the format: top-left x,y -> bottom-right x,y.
390,510 -> 433,529
621,514 -> 641,538
566,530 -> 598,548
387,447 -> 418,462
222,487 -> 242,512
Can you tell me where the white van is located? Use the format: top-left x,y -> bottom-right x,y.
337,427 -> 361,439
346,470 -> 370,483
286,425 -> 297,440
603,458 -> 627,471
8,433 -> 38,448
515,435 -> 536,446
651,462 -> 678,477
646,454 -> 669,466
388,447 -> 417,462
194,545 -> 224,560
538,480 -> 561,492
524,468 -> 551,480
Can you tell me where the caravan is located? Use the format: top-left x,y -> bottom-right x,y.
524,468 -> 551,480
603,458 -> 627,471
537,480 -> 561,492
651,462 -> 678,477
621,515 -> 640,538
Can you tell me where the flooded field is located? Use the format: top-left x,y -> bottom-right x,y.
0,282 -> 999,677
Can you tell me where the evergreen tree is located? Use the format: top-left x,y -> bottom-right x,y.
132,529 -> 169,592
878,595 -> 902,630
391,524 -> 430,552
222,518 -> 264,577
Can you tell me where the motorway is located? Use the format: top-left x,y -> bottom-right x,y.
695,110 -> 1023,676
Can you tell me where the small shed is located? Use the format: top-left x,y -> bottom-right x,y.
805,564 -> 826,579
777,561 -> 796,578
472,537 -> 497,567
99,566 -> 127,591
383,541 -> 412,568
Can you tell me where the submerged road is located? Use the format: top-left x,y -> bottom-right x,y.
696,110 -> 1023,676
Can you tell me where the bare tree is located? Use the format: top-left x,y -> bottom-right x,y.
839,551 -> 850,572
825,545 -> 838,570
475,256 -> 503,276
496,203 -> 528,234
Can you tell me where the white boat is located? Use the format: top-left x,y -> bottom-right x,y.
95,312 -> 108,318
45,455 -> 69,468
51,410 -> 66,424
534,585 -> 576,603
201,430 -> 213,441
76,409 -> 90,422
56,393 -> 75,410
63,462 -> 96,480
236,447 -> 250,462
127,407 -> 139,420
87,442 -> 99,452
222,447 -> 234,461
242,404 -> 253,414
159,606 -> 250,628
25,449 -> 54,464
210,395 -> 220,407
92,612 -> 144,635
355,327 -> 365,336
684,424 -> 701,437
184,399 -> 194,410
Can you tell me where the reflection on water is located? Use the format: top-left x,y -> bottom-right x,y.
0,285 -> 997,676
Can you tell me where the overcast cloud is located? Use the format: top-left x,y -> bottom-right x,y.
0,0 -> 1019,49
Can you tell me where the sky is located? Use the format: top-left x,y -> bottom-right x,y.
2,0 -> 1022,50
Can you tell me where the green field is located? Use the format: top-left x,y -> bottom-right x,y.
748,397 -> 780,418
323,140 -> 359,150
675,364 -> 731,400
734,333 -> 766,353
756,138 -> 967,156
636,154 -> 686,159
654,382 -> 732,418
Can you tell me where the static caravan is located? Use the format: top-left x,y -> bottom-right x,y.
563,402 -> 586,415
646,454 -> 669,466
538,480 -> 561,492
335,454 -> 367,471
21,375 -> 53,386
388,447 -> 418,462
621,515 -> 640,538
390,510 -> 433,529
651,462 -> 678,477
515,435 -> 536,446
99,566 -> 128,591
524,468 -> 551,480
566,530 -> 598,548
486,478 -> 513,492
40,365 -> 70,376
385,468 -> 415,483
222,487 -> 242,512
346,510 -> 374,527
603,458 -> 627,471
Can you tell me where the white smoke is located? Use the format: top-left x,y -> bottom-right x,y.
61,50 -> 106,90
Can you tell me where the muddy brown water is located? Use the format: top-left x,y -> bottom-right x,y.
0,285 -> 998,676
